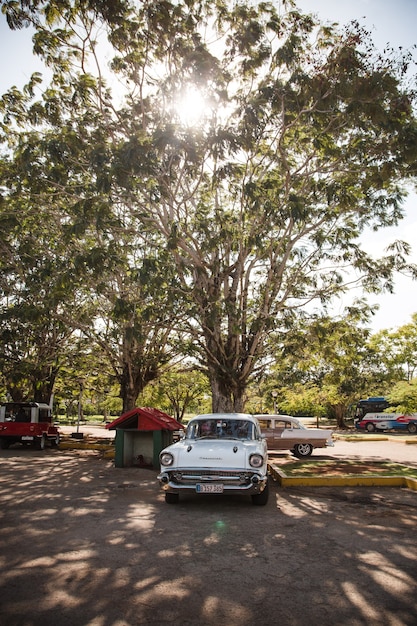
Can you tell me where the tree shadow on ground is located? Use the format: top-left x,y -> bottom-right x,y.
0,448 -> 416,625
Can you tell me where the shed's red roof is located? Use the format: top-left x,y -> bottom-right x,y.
106,407 -> 182,432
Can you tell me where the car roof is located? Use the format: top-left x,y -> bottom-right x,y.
256,414 -> 296,420
190,413 -> 258,423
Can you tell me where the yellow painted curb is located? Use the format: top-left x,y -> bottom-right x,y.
335,434 -> 417,443
335,435 -> 388,442
268,463 -> 417,491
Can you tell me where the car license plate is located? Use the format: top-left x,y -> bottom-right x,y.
196,483 -> 224,493
21,436 -> 34,441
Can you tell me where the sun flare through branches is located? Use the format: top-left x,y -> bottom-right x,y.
173,85 -> 212,126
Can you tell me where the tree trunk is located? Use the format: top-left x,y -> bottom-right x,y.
209,369 -> 245,413
120,375 -> 140,414
334,404 -> 347,429
32,366 -> 58,404
119,360 -> 158,413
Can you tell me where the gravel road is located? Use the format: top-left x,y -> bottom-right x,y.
0,433 -> 416,626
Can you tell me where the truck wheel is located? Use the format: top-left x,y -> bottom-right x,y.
36,435 -> 46,450
293,443 -> 313,458
366,423 -> 376,433
51,434 -> 60,447
407,423 -> 417,434
0,438 -> 10,449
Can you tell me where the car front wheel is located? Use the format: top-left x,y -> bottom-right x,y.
293,443 -> 313,458
165,492 -> 179,504
366,423 -> 376,432
407,423 -> 417,434
252,479 -> 269,506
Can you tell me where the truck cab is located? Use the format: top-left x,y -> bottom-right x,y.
0,400 -> 60,449
353,396 -> 390,420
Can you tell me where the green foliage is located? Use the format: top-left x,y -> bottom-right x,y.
273,384 -> 327,419
370,313 -> 417,382
138,367 -> 211,420
1,0 -> 416,413
264,308 -> 417,426
387,379 -> 417,414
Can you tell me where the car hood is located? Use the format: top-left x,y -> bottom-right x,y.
166,439 -> 262,469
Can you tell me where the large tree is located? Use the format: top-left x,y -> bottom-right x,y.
1,0 -> 417,412
0,158 -> 82,402
127,1 -> 417,411
369,313 -> 417,383
1,0 -> 188,409
266,307 -> 388,427
88,242 -> 187,413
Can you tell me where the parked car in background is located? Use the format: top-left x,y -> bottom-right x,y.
157,413 -> 269,505
0,398 -> 59,450
255,414 -> 334,458
355,413 -> 417,433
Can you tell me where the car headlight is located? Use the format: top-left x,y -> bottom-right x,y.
160,452 -> 174,466
249,453 -> 264,468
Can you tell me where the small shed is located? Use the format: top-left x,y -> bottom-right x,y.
106,407 -> 183,468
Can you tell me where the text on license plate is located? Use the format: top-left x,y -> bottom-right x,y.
21,436 -> 34,441
196,483 -> 224,494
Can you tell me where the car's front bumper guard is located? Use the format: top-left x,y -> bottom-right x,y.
157,468 -> 268,495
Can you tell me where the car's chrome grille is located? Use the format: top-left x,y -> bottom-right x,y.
170,469 -> 253,485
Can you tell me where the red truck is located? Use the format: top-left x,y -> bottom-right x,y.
0,398 -> 60,449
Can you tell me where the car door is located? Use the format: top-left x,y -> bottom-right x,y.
277,419 -> 300,450
259,419 -> 290,450
258,418 -> 276,449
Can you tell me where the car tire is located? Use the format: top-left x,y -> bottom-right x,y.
165,492 -> 179,504
293,443 -> 313,458
251,480 -> 269,506
407,423 -> 417,434
366,423 -> 376,433
0,438 -> 10,449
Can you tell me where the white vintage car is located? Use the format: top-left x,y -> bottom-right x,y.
157,413 -> 269,505
256,414 -> 334,458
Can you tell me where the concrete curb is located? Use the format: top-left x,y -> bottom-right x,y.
268,463 -> 417,491
59,440 -> 114,452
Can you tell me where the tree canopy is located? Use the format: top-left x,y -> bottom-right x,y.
1,0 -> 417,411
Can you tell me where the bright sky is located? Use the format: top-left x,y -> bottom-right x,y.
0,0 -> 416,331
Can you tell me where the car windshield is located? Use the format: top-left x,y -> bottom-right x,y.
187,419 -> 255,440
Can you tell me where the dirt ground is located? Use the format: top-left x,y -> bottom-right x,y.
1,442 -> 417,626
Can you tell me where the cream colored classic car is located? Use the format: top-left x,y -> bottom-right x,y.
158,413 -> 269,505
255,414 -> 334,458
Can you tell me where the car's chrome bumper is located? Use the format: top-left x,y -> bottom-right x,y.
157,467 -> 268,495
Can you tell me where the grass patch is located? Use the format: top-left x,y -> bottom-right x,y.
280,460 -> 417,479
